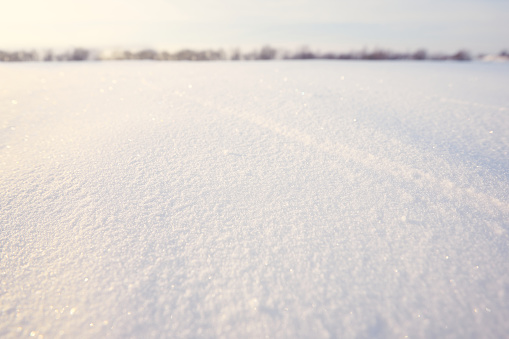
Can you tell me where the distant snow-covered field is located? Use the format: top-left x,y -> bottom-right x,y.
1,61 -> 508,338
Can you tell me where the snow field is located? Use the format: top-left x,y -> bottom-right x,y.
1,61 -> 509,338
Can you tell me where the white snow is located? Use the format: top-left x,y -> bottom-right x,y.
1,61 -> 509,338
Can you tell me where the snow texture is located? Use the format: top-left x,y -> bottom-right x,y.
1,61 -> 509,338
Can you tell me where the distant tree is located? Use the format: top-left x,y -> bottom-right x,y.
136,49 -> 158,60
43,50 -> 54,61
364,49 -> 391,60
120,51 -> 133,60
322,52 -> 338,59
337,52 -> 353,60
54,51 -> 69,61
71,48 -> 89,61
428,52 -> 447,61
242,50 -> 259,60
175,49 -> 195,60
258,45 -> 277,60
413,49 -> 427,60
194,50 -> 208,61
159,51 -> 173,61
451,50 -> 471,61
0,50 -> 36,62
230,48 -> 241,60
293,46 -> 315,59
206,49 -> 226,61
0,50 -> 11,61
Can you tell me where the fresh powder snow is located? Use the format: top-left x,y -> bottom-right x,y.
1,61 -> 508,338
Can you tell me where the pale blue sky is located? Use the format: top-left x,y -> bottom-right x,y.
1,0 -> 508,53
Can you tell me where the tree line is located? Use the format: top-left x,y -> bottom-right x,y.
0,45 -> 506,62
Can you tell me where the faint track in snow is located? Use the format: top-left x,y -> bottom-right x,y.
190,97 -> 509,236
438,97 -> 508,112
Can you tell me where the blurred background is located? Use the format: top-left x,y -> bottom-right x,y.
1,0 -> 508,60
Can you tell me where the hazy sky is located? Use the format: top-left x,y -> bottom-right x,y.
1,0 -> 508,53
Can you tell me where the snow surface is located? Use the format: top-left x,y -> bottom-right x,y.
1,61 -> 509,338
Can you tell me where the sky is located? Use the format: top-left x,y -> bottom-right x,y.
1,0 -> 508,53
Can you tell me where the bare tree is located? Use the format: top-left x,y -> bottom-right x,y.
258,45 -> 277,60
413,49 -> 427,60
451,50 -> 471,61
71,48 -> 89,61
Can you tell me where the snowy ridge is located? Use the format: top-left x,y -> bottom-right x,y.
1,61 -> 509,338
